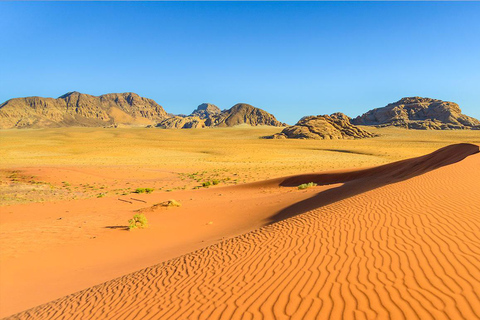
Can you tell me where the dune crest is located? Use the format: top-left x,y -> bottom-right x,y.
8,144 -> 480,320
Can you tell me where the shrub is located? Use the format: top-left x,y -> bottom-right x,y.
160,199 -> 181,207
128,213 -> 148,230
202,181 -> 211,187
212,179 -> 220,185
135,188 -> 154,194
145,188 -> 154,194
298,182 -> 318,190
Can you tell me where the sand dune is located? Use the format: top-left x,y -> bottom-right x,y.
7,143 -> 480,319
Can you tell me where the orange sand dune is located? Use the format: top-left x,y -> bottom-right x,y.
2,144 -> 480,319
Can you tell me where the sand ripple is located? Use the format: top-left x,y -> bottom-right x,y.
8,145 -> 480,320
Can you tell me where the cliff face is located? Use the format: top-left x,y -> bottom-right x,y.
0,92 -> 168,129
352,97 -> 480,130
158,103 -> 285,129
268,113 -> 376,140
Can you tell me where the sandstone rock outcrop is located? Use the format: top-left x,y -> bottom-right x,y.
156,116 -> 206,129
0,92 -> 168,129
191,103 -> 221,119
352,97 -> 480,130
158,103 -> 285,129
268,113 -> 376,140
215,103 -> 285,127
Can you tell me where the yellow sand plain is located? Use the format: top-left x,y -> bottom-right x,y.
1,126 -> 479,205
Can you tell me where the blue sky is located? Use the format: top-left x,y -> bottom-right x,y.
1,2 -> 479,124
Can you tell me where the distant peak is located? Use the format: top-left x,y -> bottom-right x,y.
58,91 -> 81,99
395,97 -> 437,104
191,103 -> 221,118
195,103 -> 220,112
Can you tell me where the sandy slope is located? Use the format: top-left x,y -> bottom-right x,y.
6,144 -> 480,319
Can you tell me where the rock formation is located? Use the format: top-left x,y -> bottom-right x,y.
214,103 -> 285,127
352,97 -> 480,130
158,103 -> 285,129
191,103 -> 221,119
156,116 -> 206,129
0,92 -> 168,129
268,113 -> 376,140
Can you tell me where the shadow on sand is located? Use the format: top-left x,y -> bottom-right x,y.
105,225 -> 129,231
266,143 -> 479,225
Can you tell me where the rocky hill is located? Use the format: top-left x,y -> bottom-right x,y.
0,92 -> 168,129
268,113 -> 376,140
352,97 -> 480,129
191,103 -> 221,119
158,103 -> 285,129
215,103 -> 285,127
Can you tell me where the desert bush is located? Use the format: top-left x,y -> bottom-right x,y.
212,179 -> 220,185
128,213 -> 148,230
135,188 -> 154,194
160,199 -> 182,207
298,182 -> 318,190
202,181 -> 211,187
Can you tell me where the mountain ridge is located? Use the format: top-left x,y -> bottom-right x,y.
0,92 -> 168,129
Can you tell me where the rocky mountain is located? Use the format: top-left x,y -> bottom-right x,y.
0,92 -> 168,129
191,103 -> 221,119
267,113 -> 376,140
158,103 -> 285,129
352,97 -> 480,129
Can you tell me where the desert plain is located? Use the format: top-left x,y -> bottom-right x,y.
1,126 -> 480,319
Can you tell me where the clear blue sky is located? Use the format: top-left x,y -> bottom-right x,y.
1,2 -> 479,124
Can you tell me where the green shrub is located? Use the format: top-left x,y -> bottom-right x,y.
135,188 -> 154,194
212,179 -> 220,185
128,213 -> 148,230
202,181 -> 211,187
298,182 -> 318,190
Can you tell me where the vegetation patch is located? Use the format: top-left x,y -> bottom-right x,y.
298,182 -> 318,190
134,188 -> 154,194
159,199 -> 182,207
128,213 -> 148,230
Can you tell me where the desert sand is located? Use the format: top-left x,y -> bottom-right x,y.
1,127 -> 480,319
